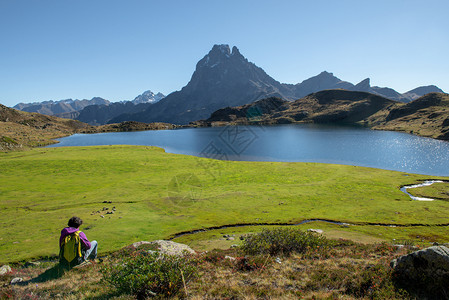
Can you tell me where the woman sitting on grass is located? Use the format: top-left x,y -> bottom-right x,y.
59,216 -> 98,268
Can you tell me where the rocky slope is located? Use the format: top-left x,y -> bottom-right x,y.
110,45 -> 294,125
374,93 -> 449,140
193,90 -> 397,126
193,90 -> 449,141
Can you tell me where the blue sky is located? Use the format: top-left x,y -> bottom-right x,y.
1,0 -> 448,107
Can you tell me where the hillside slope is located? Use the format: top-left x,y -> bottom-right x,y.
194,90 -> 397,126
0,104 -> 92,150
374,93 -> 449,140
193,90 -> 449,141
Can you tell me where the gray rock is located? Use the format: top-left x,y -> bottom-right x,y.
10,277 -> 23,285
391,245 -> 449,293
132,240 -> 195,256
0,265 -> 11,275
226,236 -> 235,240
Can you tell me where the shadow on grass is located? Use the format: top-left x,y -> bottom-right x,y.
18,264 -> 65,285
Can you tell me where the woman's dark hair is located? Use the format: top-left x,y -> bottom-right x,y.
68,216 -> 83,228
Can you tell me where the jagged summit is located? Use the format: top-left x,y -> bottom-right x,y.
353,78 -> 371,91
131,90 -> 165,104
198,44 -> 245,69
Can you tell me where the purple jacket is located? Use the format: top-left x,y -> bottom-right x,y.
60,227 -> 91,250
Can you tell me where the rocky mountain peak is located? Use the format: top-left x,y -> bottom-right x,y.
354,78 -> 371,91
132,90 -> 165,104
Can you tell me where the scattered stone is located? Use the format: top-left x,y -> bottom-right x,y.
275,257 -> 282,264
223,234 -> 229,238
102,201 -> 108,203
106,211 -> 114,214
0,265 -> 11,275
10,277 -> 23,285
230,244 -> 239,248
226,236 -> 235,241
100,215 -> 104,218
225,255 -> 236,261
24,261 -> 41,267
393,244 -> 405,249
132,240 -> 195,256
307,229 -> 323,234
391,245 -> 449,294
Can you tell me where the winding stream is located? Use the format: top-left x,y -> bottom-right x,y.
168,181 -> 448,240
400,180 -> 444,201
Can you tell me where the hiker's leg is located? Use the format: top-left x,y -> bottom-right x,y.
84,240 -> 98,260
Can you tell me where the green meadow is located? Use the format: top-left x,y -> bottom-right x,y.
1,145 -> 448,263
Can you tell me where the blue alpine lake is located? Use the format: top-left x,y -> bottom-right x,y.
47,124 -> 449,176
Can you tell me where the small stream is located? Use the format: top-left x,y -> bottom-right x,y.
400,180 -> 444,201
168,181 -> 448,240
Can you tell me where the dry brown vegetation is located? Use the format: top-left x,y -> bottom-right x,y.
0,104 -> 179,151
1,240 -> 423,299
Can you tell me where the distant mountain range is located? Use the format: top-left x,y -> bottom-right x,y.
13,90 -> 165,126
12,44 -> 444,125
14,97 -> 110,116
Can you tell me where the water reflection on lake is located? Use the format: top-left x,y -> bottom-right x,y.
47,124 -> 449,176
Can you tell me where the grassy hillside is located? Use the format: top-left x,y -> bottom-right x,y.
1,145 -> 448,263
0,104 -> 92,150
373,92 -> 449,140
0,104 -> 179,151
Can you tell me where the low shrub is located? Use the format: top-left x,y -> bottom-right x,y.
241,227 -> 329,256
102,251 -> 197,299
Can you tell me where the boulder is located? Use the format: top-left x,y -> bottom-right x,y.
132,240 -> 195,256
0,265 -> 11,275
10,277 -> 23,285
391,245 -> 449,295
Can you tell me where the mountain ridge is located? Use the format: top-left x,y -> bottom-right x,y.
111,44 -> 444,125
10,44 -> 444,125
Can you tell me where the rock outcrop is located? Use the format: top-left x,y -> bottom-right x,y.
132,240 -> 195,256
391,245 -> 449,296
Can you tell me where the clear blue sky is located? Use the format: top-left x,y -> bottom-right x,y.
1,0 -> 448,107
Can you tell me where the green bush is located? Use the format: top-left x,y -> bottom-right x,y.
102,251 -> 197,299
241,227 -> 329,256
